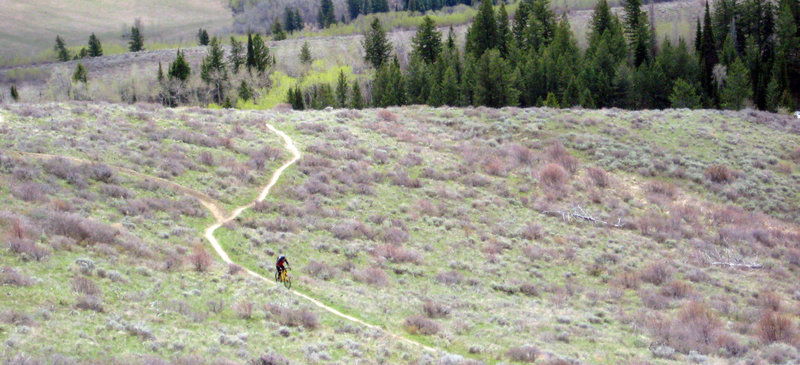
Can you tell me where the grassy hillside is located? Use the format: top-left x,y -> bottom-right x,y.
1,103 -> 799,364
0,0 -> 231,64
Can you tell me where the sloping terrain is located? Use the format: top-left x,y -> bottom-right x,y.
1,103 -> 799,364
0,0 -> 232,61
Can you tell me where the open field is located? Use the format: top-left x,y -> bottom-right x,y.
1,102 -> 799,363
0,0 -> 232,64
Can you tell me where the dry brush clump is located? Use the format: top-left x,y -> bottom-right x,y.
352,266 -> 388,287
189,245 -> 212,272
265,304 -> 319,329
304,261 -> 338,280
639,261 -> 674,286
422,300 -> 450,319
404,315 -> 440,335
506,345 -> 539,363
0,267 -> 34,286
705,164 -> 736,184
756,311 -> 797,345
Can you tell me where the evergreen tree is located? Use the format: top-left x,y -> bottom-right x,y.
347,0 -> 363,20
128,24 -> 144,52
157,61 -> 164,82
88,33 -> 103,57
54,35 -> 70,62
405,55 -> 432,104
529,0 -> 556,47
465,0 -> 497,58
474,49 -> 519,107
543,92 -> 560,107
446,25 -> 457,50
238,80 -> 253,101
169,50 -> 191,82
512,0 -> 530,47
720,32 -> 738,65
229,37 -> 245,73
201,37 -> 229,104
411,16 -> 443,64
622,0 -> 642,38
318,0 -> 336,28
589,0 -> 613,41
300,41 -> 312,64
336,70 -> 349,107
695,19 -> 702,53
372,0 -> 389,13
720,58 -> 752,109
272,19 -> 287,40
363,18 -> 392,68
198,28 -> 210,45
669,78 -> 702,108
284,7 -> 303,32
246,33 -> 255,70
373,58 -> 405,106
292,8 -> 304,31
249,34 -> 273,73
75,48 -> 88,59
10,85 -> 19,102
774,2 -> 800,108
622,0 -> 650,66
441,65 -> 460,106
350,82 -> 364,109
73,63 -> 88,83
496,2 -> 511,56
699,1 -> 719,98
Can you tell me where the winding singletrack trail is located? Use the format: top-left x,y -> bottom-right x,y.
205,124 -> 438,354
2,120 -> 438,355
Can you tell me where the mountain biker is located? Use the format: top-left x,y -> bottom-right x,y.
276,255 -> 290,279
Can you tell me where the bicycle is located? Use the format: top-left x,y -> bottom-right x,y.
275,268 -> 291,289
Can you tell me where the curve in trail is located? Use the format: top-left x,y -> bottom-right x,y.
205,124 -> 438,354
2,150 -> 227,221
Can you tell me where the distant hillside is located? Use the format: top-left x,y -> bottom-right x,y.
0,0 -> 232,62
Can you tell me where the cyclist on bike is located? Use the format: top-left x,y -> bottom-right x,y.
276,255 -> 290,279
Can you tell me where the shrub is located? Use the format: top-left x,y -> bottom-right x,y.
759,290 -> 782,312
676,301 -> 723,352
422,300 -> 450,318
353,267 -> 388,287
757,311 -> 796,344
435,270 -> 463,285
11,182 -> 48,202
615,272 -> 641,290
266,304 -> 319,329
207,299 -> 225,314
8,239 -> 50,261
506,345 -> 539,363
0,310 -> 34,326
304,261 -> 338,280
546,141 -> 579,173
0,267 -> 34,286
199,151 -> 216,166
382,227 -> 409,244
377,109 -> 397,122
660,280 -> 692,299
640,261 -> 674,286
88,163 -> 114,182
404,315 -> 440,335
539,163 -> 568,188
705,164 -> 735,183
374,244 -> 422,264
645,180 -> 677,198
586,167 -> 609,187
250,352 -> 290,365
71,276 -> 100,295
510,144 -> 536,166
76,295 -> 104,312
234,301 -> 254,320
189,245 -> 212,272
228,263 -> 243,275
519,283 -> 539,296
484,157 -> 508,176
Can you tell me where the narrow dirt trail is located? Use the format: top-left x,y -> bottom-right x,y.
205,124 -> 438,354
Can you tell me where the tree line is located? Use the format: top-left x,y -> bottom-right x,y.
335,0 -> 800,111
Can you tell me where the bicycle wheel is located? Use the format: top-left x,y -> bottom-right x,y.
274,270 -> 279,283
283,274 -> 291,289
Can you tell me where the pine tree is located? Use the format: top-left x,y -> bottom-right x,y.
198,28 -> 210,45
363,18 -> 392,68
73,63 -> 88,83
229,37 -> 245,73
373,58 -> 405,106
336,70 -> 349,107
774,1 -> 800,108
347,0 -> 363,19
529,0 -> 556,47
720,58 -> 752,109
201,37 -> 229,104
285,7 -> 302,32
466,0 -> 497,58
10,85 -> 19,102
157,61 -> 165,82
248,34 -> 273,73
512,0 -> 530,47
411,16 -> 443,64
88,33 -> 103,57
720,32 -> 738,65
54,35 -> 70,62
292,8 -> 304,31
318,0 -> 336,28
695,19 -> 702,53
474,49 -> 519,107
589,0 -> 613,41
669,78 -> 702,108
128,24 -> 144,52
238,80 -> 253,101
441,65 -> 460,106
699,1 -> 719,98
169,50 -> 191,82
372,0 -> 389,13
272,19 -> 287,40
405,55 -> 432,104
496,2 -> 511,56
300,41 -> 312,64
622,0 -> 650,66
350,82 -> 364,109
